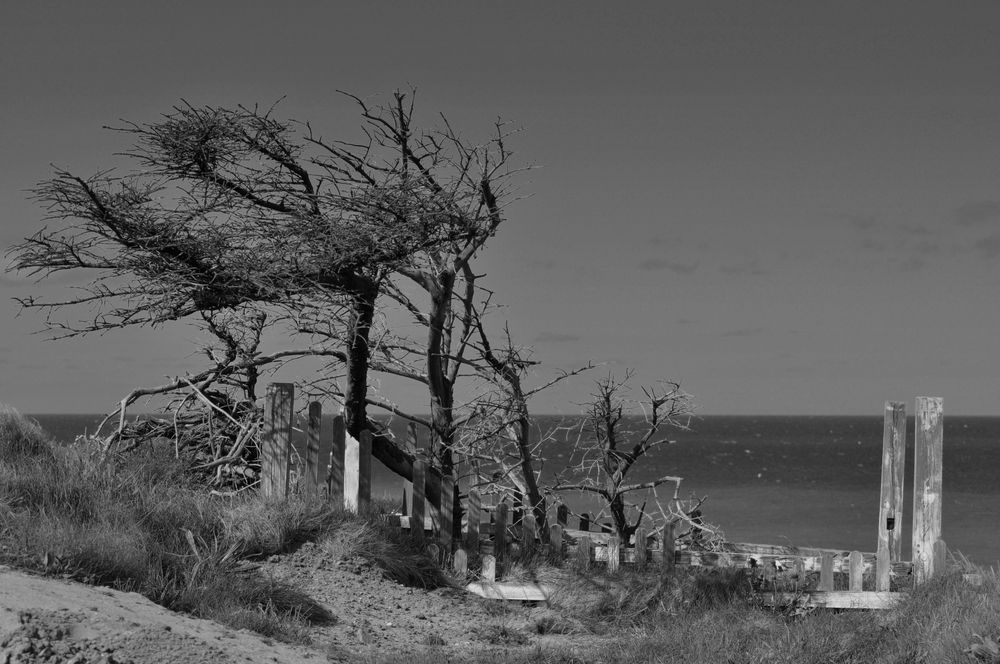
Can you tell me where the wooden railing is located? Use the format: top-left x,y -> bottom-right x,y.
259,385 -> 946,608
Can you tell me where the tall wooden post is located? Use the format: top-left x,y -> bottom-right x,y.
876,401 -> 906,591
305,401 -> 322,497
912,397 -> 944,583
261,383 -> 294,499
344,431 -> 360,511
327,415 -> 346,501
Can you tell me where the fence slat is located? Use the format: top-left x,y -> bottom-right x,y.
466,490 -> 481,552
550,524 -> 563,561
495,502 -> 509,561
662,522 -> 676,575
877,401 -> 906,591
849,551 -> 864,591
261,383 -> 294,499
819,553 -> 834,591
453,548 -> 468,576
913,397 -> 944,584
635,527 -> 647,569
440,475 -> 454,551
304,401 -> 322,497
577,535 -> 591,569
327,415 -> 345,501
522,513 -> 537,555
557,503 -> 569,527
607,535 -> 620,574
579,513 -> 590,532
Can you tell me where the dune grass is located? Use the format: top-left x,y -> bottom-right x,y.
0,405 -> 443,644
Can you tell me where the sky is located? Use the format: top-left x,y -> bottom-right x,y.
2,2 -> 1000,415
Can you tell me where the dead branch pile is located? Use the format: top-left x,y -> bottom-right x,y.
111,392 -> 261,490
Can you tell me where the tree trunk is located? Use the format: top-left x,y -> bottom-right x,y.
608,492 -> 635,543
426,272 -> 456,474
510,395 -> 548,532
342,277 -> 378,439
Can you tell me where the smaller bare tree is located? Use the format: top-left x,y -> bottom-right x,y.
552,372 -> 696,543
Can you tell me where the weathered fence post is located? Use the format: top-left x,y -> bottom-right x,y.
344,429 -> 370,512
912,397 -> 943,584
579,513 -> 590,533
634,527 -> 647,569
661,522 -> 676,575
466,489 -> 481,552
411,459 -> 427,542
522,512 -> 537,555
607,535 -> 620,574
577,535 -> 591,569
550,524 -> 563,561
326,415 -> 345,501
304,401 -> 322,497
343,430 -> 358,510
495,502 -> 509,562
849,550 -> 864,591
818,552 -> 834,592
261,383 -> 294,499
877,401 -> 906,591
453,548 -> 468,576
556,503 -> 569,528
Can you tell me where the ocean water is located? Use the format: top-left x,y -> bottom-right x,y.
29,413 -> 1000,565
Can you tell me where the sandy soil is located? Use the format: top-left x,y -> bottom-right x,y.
1,546 -> 607,663
0,566 -> 320,664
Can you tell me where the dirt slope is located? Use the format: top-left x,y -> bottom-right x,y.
0,565 -> 322,664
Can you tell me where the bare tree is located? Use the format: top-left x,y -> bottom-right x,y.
552,372 -> 695,543
7,94 -> 520,504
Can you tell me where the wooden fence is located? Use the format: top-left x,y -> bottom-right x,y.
260,385 -> 947,608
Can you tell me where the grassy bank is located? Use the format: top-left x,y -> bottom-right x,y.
0,405 -> 442,644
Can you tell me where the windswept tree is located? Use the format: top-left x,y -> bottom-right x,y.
8,93 -> 519,500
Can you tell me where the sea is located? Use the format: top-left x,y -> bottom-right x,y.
28,413 -> 1000,566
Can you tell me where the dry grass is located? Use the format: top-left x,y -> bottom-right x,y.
0,405 -> 442,644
